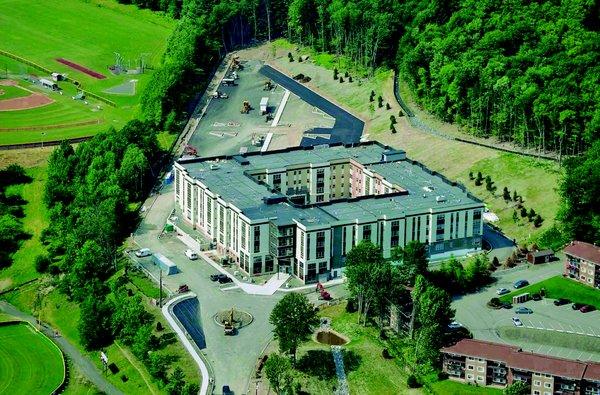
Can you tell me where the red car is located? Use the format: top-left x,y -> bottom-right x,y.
580,305 -> 596,313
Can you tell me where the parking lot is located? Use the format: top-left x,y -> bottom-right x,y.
453,263 -> 600,362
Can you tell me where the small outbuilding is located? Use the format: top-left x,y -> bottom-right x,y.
40,78 -> 58,90
526,249 -> 555,264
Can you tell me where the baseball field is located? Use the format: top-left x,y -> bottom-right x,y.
0,321 -> 65,394
0,0 -> 175,145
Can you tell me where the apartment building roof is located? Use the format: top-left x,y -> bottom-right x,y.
442,339 -> 519,362
442,339 -> 600,381
507,351 -> 588,380
584,363 -> 600,382
564,241 -> 600,265
178,142 -> 482,225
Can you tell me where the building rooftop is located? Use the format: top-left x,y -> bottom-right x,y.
178,142 -> 482,225
565,241 -> 600,265
442,339 -> 600,380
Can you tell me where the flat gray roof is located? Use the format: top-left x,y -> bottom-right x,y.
178,142 -> 482,226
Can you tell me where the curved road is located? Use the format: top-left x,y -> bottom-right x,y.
0,301 -> 123,395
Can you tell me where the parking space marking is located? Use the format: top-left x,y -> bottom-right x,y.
547,347 -> 553,354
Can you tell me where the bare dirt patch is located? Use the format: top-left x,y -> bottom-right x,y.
0,147 -> 53,168
0,93 -> 54,111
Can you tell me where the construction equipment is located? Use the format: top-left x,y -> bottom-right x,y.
263,80 -> 275,91
183,145 -> 198,156
240,100 -> 251,114
212,91 -> 228,99
223,308 -> 235,335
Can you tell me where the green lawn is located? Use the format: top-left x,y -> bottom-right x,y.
429,379 -> 503,395
0,83 -> 30,99
0,322 -> 65,394
0,0 -> 174,143
297,303 -> 413,394
0,165 -> 47,290
499,275 -> 600,308
499,327 -> 600,354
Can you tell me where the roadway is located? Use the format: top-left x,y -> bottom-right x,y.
259,65 -> 364,146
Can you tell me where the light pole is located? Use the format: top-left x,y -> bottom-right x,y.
41,132 -> 46,148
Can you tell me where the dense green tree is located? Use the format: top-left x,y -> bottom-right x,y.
78,295 -> 113,350
391,241 -> 428,286
264,353 -> 294,394
504,380 -> 530,395
165,367 -> 186,395
558,140 -> 600,244
269,292 -> 318,362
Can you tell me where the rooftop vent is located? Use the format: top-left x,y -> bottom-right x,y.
210,164 -> 220,170
423,186 -> 434,192
436,195 -> 446,202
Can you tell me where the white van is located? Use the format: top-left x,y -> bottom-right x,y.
185,249 -> 198,260
135,248 -> 152,258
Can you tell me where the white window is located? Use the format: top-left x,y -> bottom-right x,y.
534,380 -> 541,386
544,383 -> 551,388
477,376 -> 484,382
533,391 -> 540,395
467,365 -> 474,370
477,366 -> 485,372
544,392 -> 551,395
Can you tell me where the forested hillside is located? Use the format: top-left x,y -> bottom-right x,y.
147,0 -> 598,156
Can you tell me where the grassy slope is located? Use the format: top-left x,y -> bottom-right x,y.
0,322 -> 65,394
499,275 -> 600,308
268,40 -> 561,245
0,165 -> 47,290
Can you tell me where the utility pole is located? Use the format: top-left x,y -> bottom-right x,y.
159,269 -> 163,308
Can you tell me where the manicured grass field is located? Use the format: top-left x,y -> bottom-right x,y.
429,379 -> 502,395
0,322 -> 65,395
499,275 -> 600,308
0,84 -> 30,100
0,0 -> 174,143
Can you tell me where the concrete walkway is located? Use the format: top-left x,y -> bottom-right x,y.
0,301 -> 123,395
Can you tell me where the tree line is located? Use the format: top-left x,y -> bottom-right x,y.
0,165 -> 31,269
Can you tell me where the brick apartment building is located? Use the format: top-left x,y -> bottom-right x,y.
442,339 -> 600,395
564,241 -> 600,289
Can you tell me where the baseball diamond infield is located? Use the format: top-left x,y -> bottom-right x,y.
0,93 -> 54,111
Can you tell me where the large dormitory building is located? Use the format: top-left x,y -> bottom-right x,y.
173,142 -> 485,283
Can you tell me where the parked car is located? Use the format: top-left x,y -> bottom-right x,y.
513,280 -> 529,289
218,274 -> 233,284
184,249 -> 198,260
580,305 -> 596,313
210,274 -> 220,282
222,385 -> 233,395
135,248 -> 152,258
448,321 -> 463,330
553,298 -> 571,306
531,293 -> 542,301
572,303 -> 585,310
512,317 -> 523,327
496,288 -> 510,295
501,302 -> 513,309
177,284 -> 189,293
515,307 -> 533,314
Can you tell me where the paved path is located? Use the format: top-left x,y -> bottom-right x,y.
332,346 -> 349,395
0,301 -> 123,395
260,64 -> 364,146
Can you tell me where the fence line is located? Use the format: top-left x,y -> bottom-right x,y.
0,136 -> 91,150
